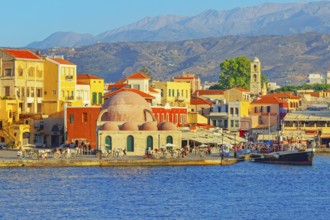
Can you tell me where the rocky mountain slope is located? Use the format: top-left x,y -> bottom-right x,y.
41,32 -> 330,85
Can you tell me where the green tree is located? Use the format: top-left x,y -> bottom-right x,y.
216,56 -> 268,90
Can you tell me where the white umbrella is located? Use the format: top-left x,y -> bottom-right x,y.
163,143 -> 175,147
199,144 -> 208,147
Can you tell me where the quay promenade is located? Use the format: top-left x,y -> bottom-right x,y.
0,150 -> 237,168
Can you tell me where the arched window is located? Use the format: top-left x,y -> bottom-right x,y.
147,136 -> 153,150
105,136 -> 112,150
253,74 -> 257,82
166,136 -> 173,144
127,135 -> 134,152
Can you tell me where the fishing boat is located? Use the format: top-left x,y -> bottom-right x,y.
250,148 -> 314,165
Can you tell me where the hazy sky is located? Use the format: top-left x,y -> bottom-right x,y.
0,0 -> 323,47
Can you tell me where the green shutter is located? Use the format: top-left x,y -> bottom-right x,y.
92,92 -> 97,104
105,136 -> 112,150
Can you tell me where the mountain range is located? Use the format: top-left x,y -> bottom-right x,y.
28,1 -> 330,48
41,32 -> 330,85
25,1 -> 330,85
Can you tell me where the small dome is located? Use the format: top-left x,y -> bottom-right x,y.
140,121 -> 158,131
102,122 -> 119,131
158,122 -> 177,131
253,57 -> 260,63
120,122 -> 139,131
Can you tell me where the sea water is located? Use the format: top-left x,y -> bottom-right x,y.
0,155 -> 329,220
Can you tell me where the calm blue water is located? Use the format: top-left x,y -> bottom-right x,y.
0,155 -> 330,220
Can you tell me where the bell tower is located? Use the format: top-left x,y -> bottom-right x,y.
250,57 -> 261,95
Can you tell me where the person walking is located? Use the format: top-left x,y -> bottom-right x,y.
17,148 -> 23,160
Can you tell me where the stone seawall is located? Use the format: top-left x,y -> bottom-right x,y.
0,158 -> 238,168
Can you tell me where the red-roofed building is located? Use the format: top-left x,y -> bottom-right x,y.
2,49 -> 41,60
192,89 -> 224,101
77,74 -> 104,106
43,56 -> 78,116
261,93 -> 301,111
0,49 -> 44,114
224,88 -> 251,103
250,96 -> 289,131
152,104 -> 188,127
173,73 -> 201,93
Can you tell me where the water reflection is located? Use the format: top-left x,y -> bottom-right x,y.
0,155 -> 329,219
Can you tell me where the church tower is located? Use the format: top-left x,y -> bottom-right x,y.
250,57 -> 261,95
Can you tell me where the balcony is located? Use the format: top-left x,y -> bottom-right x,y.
65,75 -> 74,80
65,96 -> 75,102
175,96 -> 186,102
209,112 -> 228,117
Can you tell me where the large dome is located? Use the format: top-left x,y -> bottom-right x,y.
102,91 -> 153,123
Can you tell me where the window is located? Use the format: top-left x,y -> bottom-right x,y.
82,112 -> 87,122
235,108 -> 239,115
4,86 -> 10,96
147,136 -> 153,150
230,108 -> 234,115
260,106 -> 263,113
235,120 -> 239,127
127,135 -> 134,152
166,136 -> 173,144
92,92 -> 97,104
267,106 -> 271,113
168,89 -> 171,97
230,120 -> 234,127
161,89 -> 163,97
172,89 -> 174,97
254,107 -> 258,113
105,136 -> 112,151
98,92 -> 102,104
70,114 -> 74,124
37,89 -> 42,97
5,69 -> 12,76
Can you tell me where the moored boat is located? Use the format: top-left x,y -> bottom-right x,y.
250,148 -> 314,165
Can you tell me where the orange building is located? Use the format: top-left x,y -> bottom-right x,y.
66,106 -> 101,148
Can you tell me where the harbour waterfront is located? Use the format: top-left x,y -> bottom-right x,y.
0,154 -> 330,220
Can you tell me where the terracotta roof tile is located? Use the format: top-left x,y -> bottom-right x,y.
3,49 -> 41,60
50,57 -> 75,65
193,90 -> 224,96
127,72 -> 149,79
190,98 -> 213,105
252,96 -> 287,104
149,87 -> 158,93
262,93 -> 300,99
103,88 -> 155,99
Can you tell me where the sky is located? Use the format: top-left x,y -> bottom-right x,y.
0,0 -> 323,48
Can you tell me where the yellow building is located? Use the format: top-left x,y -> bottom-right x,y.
153,81 -> 190,107
224,88 -> 251,103
77,74 -> 104,106
173,73 -> 201,93
0,99 -> 29,147
0,49 -> 44,114
43,57 -> 80,117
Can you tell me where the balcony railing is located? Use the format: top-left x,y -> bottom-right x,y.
65,75 -> 74,80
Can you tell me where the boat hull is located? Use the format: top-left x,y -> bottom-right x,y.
250,149 -> 314,165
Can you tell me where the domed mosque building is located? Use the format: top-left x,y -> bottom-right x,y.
96,90 -> 182,156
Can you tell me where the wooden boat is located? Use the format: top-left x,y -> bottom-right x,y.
250,148 -> 314,165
